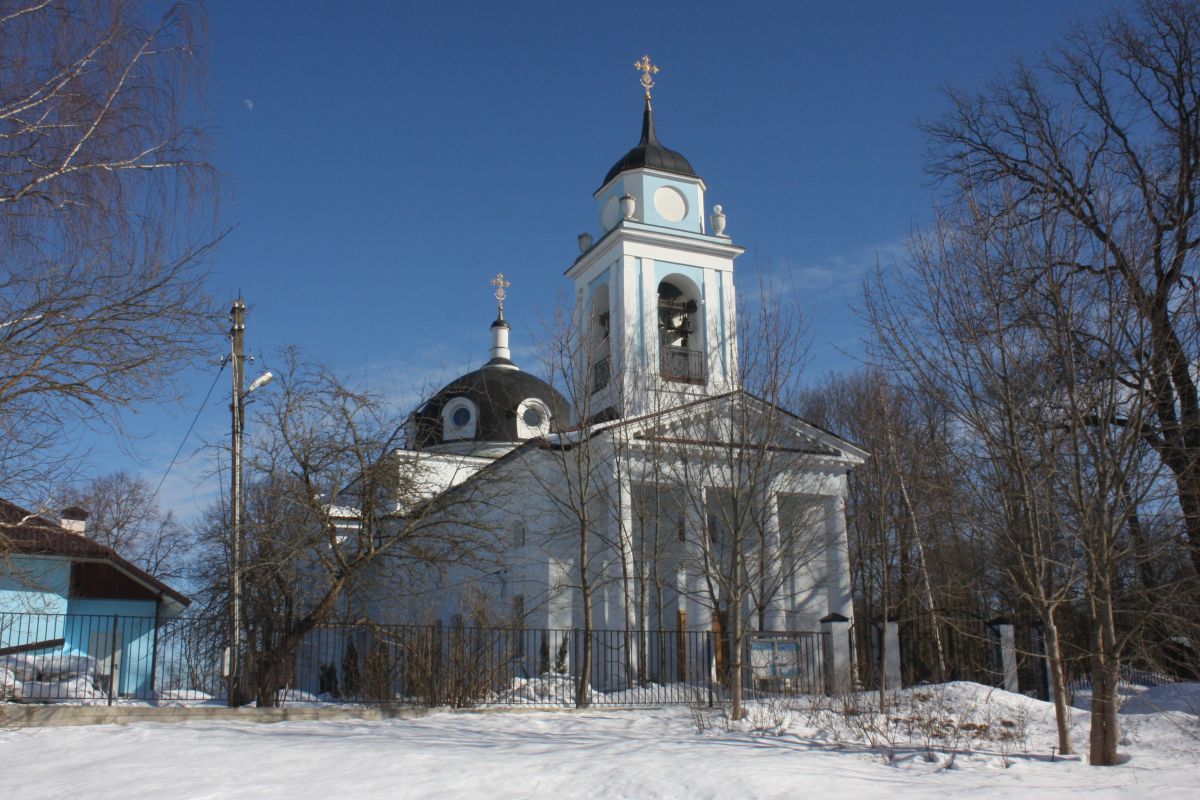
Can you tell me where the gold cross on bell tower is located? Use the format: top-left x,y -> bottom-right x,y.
490,272 -> 511,319
634,54 -> 659,101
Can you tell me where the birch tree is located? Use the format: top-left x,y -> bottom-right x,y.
0,0 -> 218,505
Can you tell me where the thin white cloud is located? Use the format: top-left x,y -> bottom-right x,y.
768,239 -> 907,303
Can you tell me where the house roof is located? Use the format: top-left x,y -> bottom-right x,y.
0,497 -> 191,612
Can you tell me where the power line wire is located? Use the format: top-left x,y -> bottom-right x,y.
149,362 -> 226,509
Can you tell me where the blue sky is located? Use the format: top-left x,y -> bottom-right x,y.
85,0 -> 1124,519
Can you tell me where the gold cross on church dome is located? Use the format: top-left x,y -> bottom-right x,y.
491,272 -> 511,318
634,55 -> 659,100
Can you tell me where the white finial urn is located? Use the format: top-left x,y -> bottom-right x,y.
578,232 -> 593,252
710,204 -> 727,237
620,194 -> 636,221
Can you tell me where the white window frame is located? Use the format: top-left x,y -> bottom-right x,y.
441,397 -> 478,441
515,398 -> 552,439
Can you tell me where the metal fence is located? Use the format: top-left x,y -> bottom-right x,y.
2,611 -> 828,707
1,611 -> 226,705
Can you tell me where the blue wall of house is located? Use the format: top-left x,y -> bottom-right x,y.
2,556 -> 163,698
0,556 -> 69,614
64,598 -> 159,696
0,557 -> 69,650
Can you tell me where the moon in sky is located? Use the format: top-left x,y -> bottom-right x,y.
243,99 -> 254,111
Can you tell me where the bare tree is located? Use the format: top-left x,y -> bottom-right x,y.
642,283 -> 847,720
59,470 -> 193,581
866,181 -> 1181,764
800,371 -> 969,696
924,0 -> 1200,582
533,300 -> 624,708
196,350 -> 497,707
0,0 -> 218,507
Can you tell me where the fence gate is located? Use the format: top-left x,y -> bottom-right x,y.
89,628 -> 122,696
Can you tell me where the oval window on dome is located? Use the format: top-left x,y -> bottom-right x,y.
516,398 -> 551,439
442,397 -> 478,442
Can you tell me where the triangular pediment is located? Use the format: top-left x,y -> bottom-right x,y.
595,391 -> 867,466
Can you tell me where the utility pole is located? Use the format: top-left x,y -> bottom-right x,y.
228,297 -> 246,707
225,297 -> 272,708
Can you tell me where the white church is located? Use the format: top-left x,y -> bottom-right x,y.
350,60 -> 865,690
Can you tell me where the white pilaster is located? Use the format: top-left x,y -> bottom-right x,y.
615,476 -> 639,680
682,487 -> 712,633
824,494 -> 854,619
763,492 -> 787,631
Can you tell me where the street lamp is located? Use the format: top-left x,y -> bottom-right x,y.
227,297 -> 271,707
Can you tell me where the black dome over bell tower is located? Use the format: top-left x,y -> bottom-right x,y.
601,97 -> 698,189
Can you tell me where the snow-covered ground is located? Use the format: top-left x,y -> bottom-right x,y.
2,683 -> 1197,799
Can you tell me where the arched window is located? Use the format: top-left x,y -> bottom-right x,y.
657,278 -> 704,384
593,283 -> 611,344
591,283 -> 611,393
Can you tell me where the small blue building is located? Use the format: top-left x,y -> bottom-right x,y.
0,499 -> 190,699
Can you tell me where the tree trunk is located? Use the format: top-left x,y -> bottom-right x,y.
576,526 -> 592,709
728,598 -> 744,720
1043,614 -> 1073,756
1088,566 -> 1121,766
1172,466 -> 1200,580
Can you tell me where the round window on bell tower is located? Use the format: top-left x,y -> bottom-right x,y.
452,407 -> 471,427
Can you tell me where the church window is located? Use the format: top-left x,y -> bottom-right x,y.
441,397 -> 477,441
516,398 -> 551,439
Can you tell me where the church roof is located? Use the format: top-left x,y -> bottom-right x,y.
409,364 -> 568,450
601,98 -> 698,189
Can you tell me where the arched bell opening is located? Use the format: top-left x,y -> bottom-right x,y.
657,278 -> 705,384
590,283 -> 611,393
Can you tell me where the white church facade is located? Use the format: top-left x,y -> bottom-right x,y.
347,61 -> 865,689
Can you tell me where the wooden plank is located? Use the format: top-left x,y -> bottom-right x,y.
0,638 -> 66,657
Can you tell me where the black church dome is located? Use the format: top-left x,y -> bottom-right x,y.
601,99 -> 698,189
409,364 -> 568,451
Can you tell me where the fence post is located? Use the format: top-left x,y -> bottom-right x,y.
820,613 -> 851,696
706,632 -> 714,708
107,615 -> 118,706
989,616 -> 1019,693
884,618 -> 902,691
148,603 -> 161,702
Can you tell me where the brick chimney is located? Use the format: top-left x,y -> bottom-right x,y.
60,506 -> 89,535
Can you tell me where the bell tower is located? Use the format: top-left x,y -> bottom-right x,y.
566,56 -> 744,420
